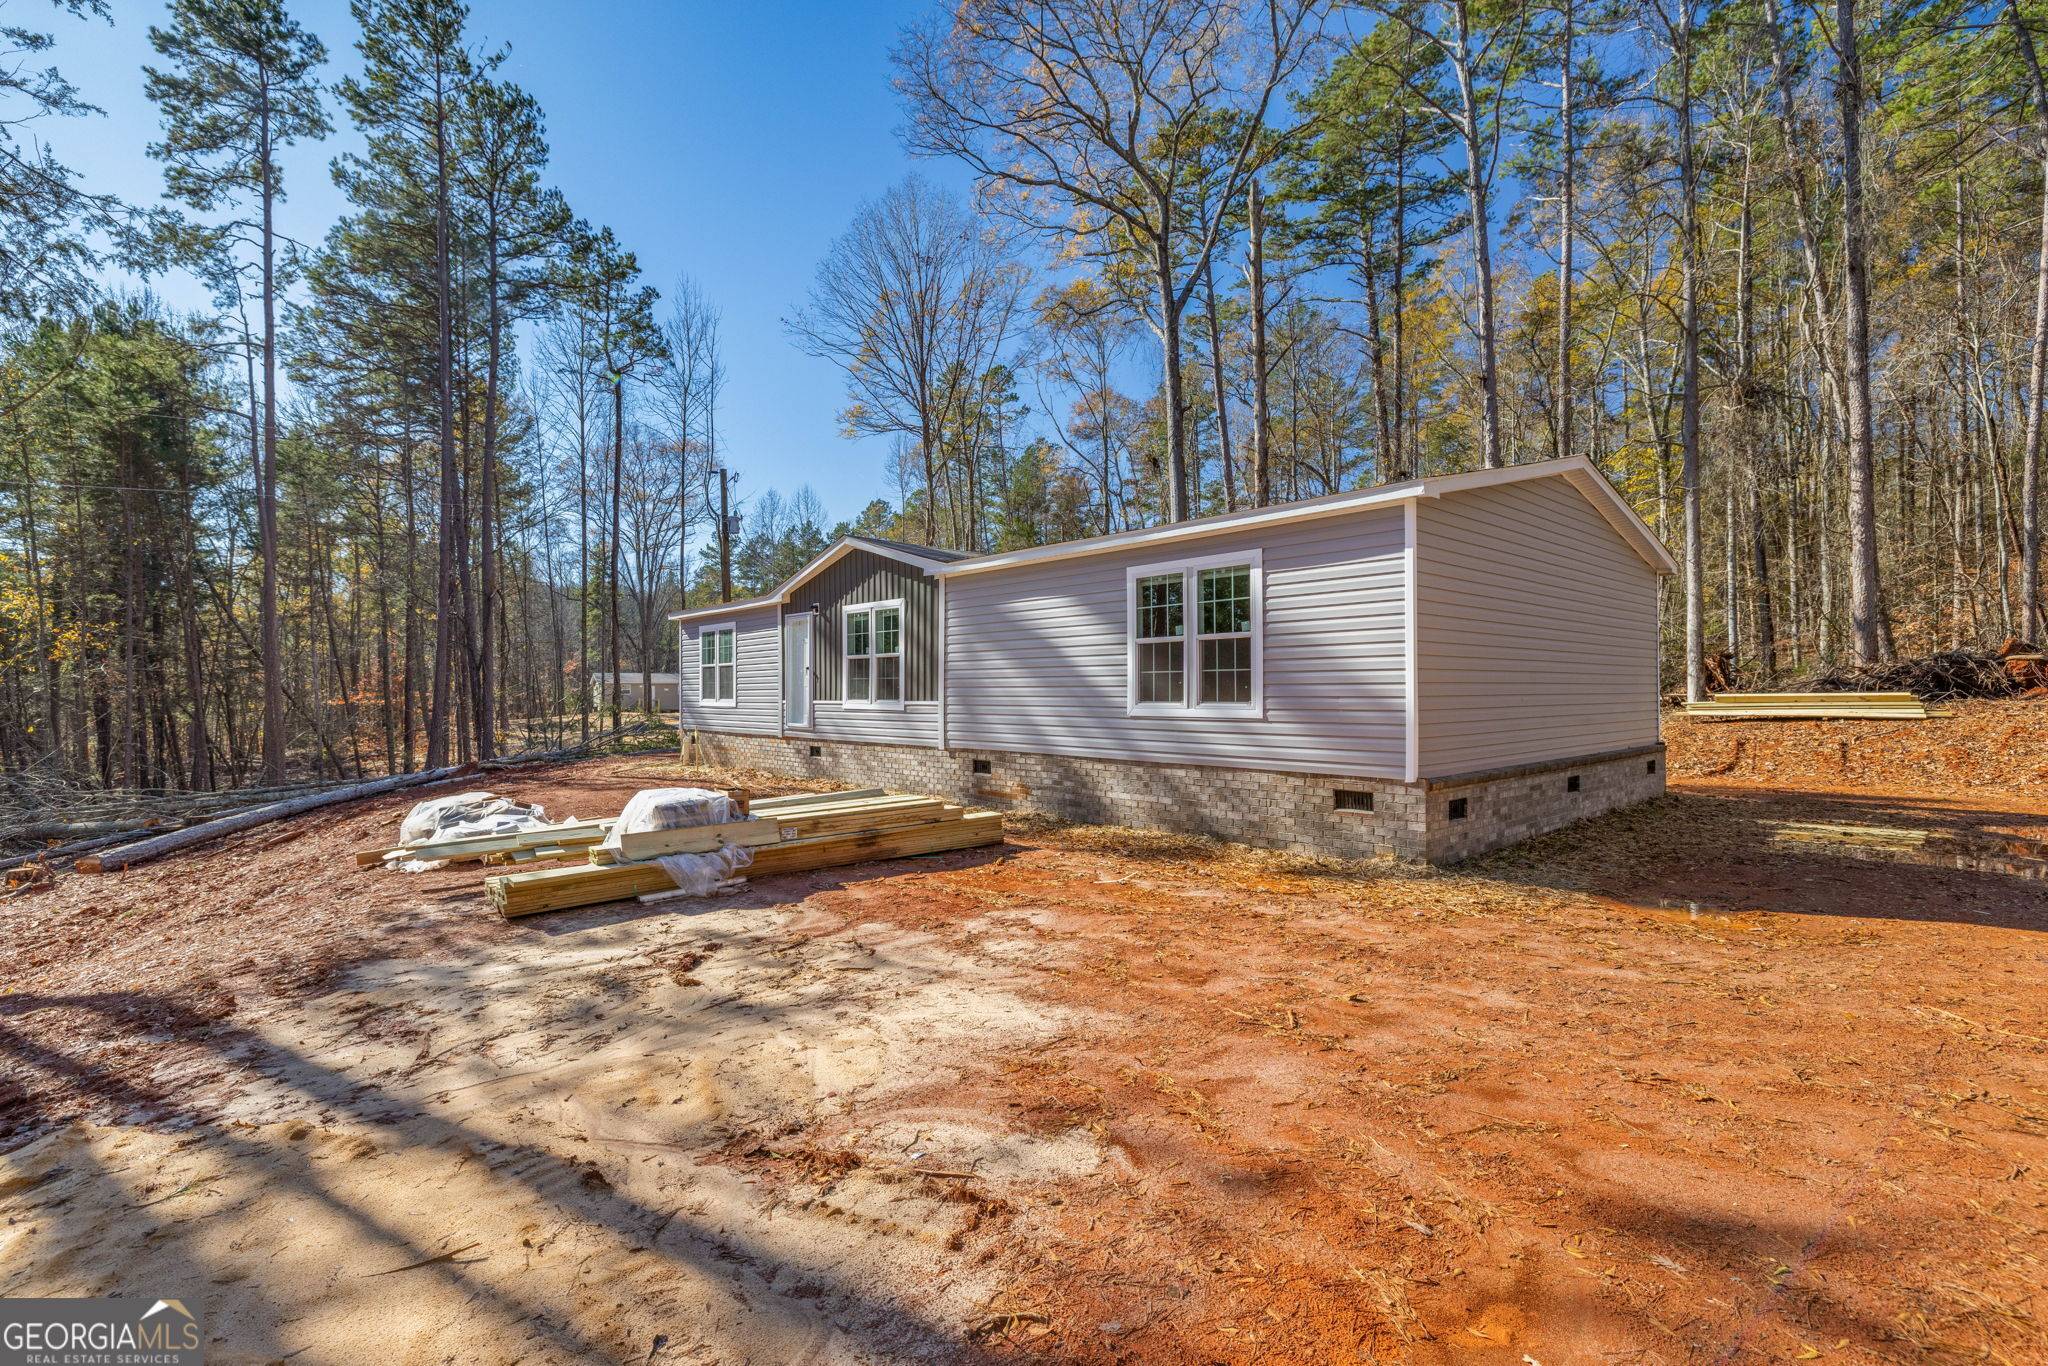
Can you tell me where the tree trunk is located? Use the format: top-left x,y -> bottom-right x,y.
259,80 -> 286,783
2007,0 -> 2048,640
609,377 -> 626,735
426,58 -> 459,770
1249,180 -> 1272,507
1555,0 -> 1576,464
1201,255 -> 1236,511
1837,0 -> 1888,663
1676,2 -> 1706,701
1156,228 -> 1190,522
1451,2 -> 1503,469
477,219 -> 503,760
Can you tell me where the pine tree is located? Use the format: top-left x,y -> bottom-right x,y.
337,0 -> 474,769
146,0 -> 329,783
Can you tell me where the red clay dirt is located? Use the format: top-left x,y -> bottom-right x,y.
1,714 -> 2045,1364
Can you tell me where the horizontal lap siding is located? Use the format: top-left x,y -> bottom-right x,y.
679,606 -> 782,736
944,511 -> 1408,777
807,700 -> 940,748
1416,478 -> 1659,775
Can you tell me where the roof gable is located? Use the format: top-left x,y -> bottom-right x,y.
668,534 -> 964,622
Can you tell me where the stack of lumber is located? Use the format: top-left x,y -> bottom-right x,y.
353,817 -> 617,869
485,788 -> 1002,919
1683,691 -> 1942,721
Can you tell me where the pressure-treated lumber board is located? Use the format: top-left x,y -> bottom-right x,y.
488,810 -> 1003,918
1684,707 -> 1933,720
608,816 -> 787,863
587,799 -> 947,864
749,787 -> 886,812
772,797 -> 948,838
79,766 -> 471,874
354,818 -> 614,868
1706,691 -> 1918,704
743,808 -> 980,878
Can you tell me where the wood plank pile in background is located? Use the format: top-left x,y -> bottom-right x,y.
484,789 -> 1003,919
1683,691 -> 1943,721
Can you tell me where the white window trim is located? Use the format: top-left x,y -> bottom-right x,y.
696,621 -> 738,709
1125,549 -> 1263,718
841,597 -> 907,712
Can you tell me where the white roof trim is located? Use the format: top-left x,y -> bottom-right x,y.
931,457 -> 1676,579
669,593 -> 778,624
667,536 -> 961,623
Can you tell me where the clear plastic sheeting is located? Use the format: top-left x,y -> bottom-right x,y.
393,791 -> 551,871
649,842 -> 756,899
399,791 -> 549,846
596,786 -> 742,860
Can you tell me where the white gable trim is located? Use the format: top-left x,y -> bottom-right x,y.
667,537 -> 959,623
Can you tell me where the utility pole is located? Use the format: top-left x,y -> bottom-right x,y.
717,465 -> 733,603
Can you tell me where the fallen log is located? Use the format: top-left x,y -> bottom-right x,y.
77,766 -> 471,874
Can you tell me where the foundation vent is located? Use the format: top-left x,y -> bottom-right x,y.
1566,775 -> 1581,793
1447,797 -> 1469,821
1332,788 -> 1373,813
971,758 -> 993,775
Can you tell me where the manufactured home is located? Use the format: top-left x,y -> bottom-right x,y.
671,458 -> 1675,862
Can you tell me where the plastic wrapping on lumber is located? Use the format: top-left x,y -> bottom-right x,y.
487,810 -> 1004,918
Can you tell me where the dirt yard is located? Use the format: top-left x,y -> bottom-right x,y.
2,705 -> 2045,1364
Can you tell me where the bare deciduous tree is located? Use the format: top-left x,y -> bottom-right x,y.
786,174 -> 1024,547
893,0 -> 1322,521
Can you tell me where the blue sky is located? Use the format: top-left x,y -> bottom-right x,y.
52,0 -> 979,524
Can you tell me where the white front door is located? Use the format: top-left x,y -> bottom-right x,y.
783,613 -> 813,728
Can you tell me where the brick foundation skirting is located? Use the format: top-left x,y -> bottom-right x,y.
682,729 -> 1664,865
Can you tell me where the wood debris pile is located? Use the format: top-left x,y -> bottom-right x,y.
1791,639 -> 2045,701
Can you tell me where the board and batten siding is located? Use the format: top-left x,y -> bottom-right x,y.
793,547 -> 940,703
677,605 -> 782,736
943,509 -> 1408,777
1414,476 -> 1660,776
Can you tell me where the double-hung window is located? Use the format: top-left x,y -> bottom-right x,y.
1126,550 -> 1261,716
843,599 -> 904,708
697,624 -> 736,706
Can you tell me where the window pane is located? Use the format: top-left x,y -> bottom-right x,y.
876,607 -> 900,655
716,629 -> 733,664
1201,636 -> 1252,705
848,656 -> 871,701
847,611 -> 870,658
700,665 -> 716,700
719,663 -> 735,701
876,655 -> 902,701
700,633 -> 716,665
1197,565 -> 1252,635
1137,640 -> 1184,704
1135,573 -> 1183,640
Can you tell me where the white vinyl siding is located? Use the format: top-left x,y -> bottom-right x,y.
1415,476 -> 1660,775
678,606 -> 781,736
945,511 -> 1407,776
